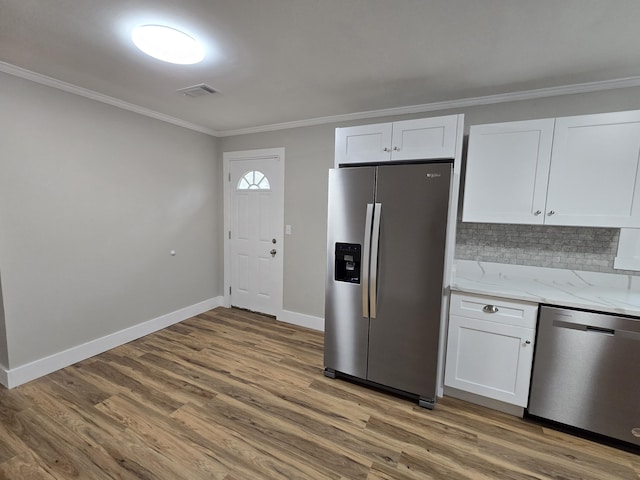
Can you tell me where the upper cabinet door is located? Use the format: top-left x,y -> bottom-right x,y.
335,123 -> 393,167
390,116 -> 458,161
546,111 -> 640,227
462,119 -> 555,224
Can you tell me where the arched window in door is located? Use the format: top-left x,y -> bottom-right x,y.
236,170 -> 271,190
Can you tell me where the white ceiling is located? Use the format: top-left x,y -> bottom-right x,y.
2,1 -> 640,136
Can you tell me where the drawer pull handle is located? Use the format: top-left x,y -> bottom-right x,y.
483,305 -> 499,313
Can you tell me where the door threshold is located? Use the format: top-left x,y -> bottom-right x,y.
230,305 -> 276,319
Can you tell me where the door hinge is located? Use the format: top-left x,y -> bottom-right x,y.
229,286 -> 232,294
228,172 -> 231,182
228,231 -> 231,240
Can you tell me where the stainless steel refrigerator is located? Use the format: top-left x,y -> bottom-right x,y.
324,162 -> 452,408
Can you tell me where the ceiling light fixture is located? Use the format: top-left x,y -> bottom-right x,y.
131,25 -> 204,64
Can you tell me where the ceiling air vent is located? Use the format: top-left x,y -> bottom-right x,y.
176,84 -> 217,98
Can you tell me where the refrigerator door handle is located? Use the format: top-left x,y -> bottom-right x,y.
370,203 -> 382,319
362,203 -> 374,317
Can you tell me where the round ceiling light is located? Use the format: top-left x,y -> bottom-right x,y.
132,25 -> 204,64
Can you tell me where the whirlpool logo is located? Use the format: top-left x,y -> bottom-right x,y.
425,172 -> 441,178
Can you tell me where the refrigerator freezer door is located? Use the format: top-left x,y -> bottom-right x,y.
324,167 -> 376,379
367,163 -> 452,400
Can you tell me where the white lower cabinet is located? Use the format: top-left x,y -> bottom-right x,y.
445,292 -> 537,407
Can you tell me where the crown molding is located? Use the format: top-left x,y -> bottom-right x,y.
0,61 -> 220,137
3,61 -> 640,139
217,76 -> 640,137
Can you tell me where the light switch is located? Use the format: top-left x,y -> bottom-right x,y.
285,225 -> 292,235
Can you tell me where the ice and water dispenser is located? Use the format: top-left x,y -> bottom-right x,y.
334,243 -> 361,284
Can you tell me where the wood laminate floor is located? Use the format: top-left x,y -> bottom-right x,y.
0,307 -> 637,479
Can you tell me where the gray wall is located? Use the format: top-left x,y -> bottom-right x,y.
221,85 -> 640,319
3,70 -> 640,370
0,72 -> 222,368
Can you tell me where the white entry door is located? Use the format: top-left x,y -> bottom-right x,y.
225,149 -> 284,316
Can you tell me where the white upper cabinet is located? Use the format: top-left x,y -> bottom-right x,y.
545,111 -> 640,227
462,110 -> 640,228
390,116 -> 458,161
335,115 -> 459,167
462,119 -> 554,224
334,123 -> 393,166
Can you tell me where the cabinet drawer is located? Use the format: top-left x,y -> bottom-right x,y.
449,292 -> 538,328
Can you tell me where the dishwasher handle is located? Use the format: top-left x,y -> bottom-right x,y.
586,325 -> 615,335
553,319 -> 640,340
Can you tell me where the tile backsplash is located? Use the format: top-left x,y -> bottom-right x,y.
455,222 -> 639,275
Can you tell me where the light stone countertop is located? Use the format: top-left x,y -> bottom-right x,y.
452,260 -> 640,317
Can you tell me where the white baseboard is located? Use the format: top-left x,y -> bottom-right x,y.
0,366 -> 7,388
278,309 -> 324,331
1,296 -> 224,389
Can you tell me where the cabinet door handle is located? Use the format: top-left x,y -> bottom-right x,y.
393,146 -> 400,151
525,340 -> 531,345
534,210 -> 542,216
547,210 -> 556,216
482,305 -> 499,313
383,147 -> 390,152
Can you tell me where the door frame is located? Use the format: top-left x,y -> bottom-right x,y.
223,147 -> 285,315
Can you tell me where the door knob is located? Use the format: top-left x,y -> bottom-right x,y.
270,249 -> 277,257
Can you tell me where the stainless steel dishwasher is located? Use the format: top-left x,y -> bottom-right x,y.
528,305 -> 640,447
